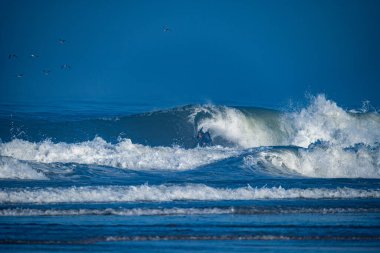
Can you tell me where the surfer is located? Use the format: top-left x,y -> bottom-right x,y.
196,127 -> 212,147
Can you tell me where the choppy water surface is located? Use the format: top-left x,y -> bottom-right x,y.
1,95 -> 380,252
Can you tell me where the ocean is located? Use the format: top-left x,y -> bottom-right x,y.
0,94 -> 380,252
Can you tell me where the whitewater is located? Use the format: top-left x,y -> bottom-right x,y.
1,94 -> 380,252
1,94 -> 379,179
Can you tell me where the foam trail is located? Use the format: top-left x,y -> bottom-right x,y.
244,143 -> 380,178
1,207 -> 377,216
103,235 -> 380,242
0,137 -> 240,171
0,207 -> 231,216
0,156 -> 47,180
1,184 -> 379,203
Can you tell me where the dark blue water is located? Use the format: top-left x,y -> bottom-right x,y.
1,95 -> 380,252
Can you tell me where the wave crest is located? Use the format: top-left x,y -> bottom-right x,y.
0,137 -> 239,171
194,95 -> 380,148
0,156 -> 47,180
287,95 -> 380,147
1,184 -> 379,203
244,142 -> 380,178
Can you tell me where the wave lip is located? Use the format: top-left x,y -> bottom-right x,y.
286,95 -> 380,148
1,184 -> 379,204
194,95 -> 380,149
194,105 -> 286,148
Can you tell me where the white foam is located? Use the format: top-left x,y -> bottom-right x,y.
244,143 -> 380,178
190,96 -> 380,178
0,137 -> 240,171
0,156 -> 47,180
195,105 -> 285,148
1,184 -> 378,203
0,207 -> 231,216
104,234 -> 379,241
193,95 -> 380,149
287,95 -> 380,148
0,206 -> 374,216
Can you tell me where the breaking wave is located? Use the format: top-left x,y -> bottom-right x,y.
0,94 -> 379,178
0,156 -> 47,180
244,143 -> 380,178
196,95 -> 380,148
0,207 -> 231,216
0,137 -> 240,171
1,184 -> 379,204
1,206 -> 377,216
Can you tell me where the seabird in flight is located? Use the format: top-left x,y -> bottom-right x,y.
163,25 -> 171,32
16,74 -> 24,78
43,69 -> 51,75
61,64 -> 71,70
59,39 -> 66,44
8,54 -> 17,59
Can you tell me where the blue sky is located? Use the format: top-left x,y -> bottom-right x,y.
1,0 -> 379,108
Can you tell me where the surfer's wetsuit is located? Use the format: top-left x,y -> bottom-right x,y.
196,128 -> 212,147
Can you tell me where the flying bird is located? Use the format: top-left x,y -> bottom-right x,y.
61,64 -> 71,70
163,25 -> 171,32
8,54 -> 17,59
16,74 -> 24,78
42,69 -> 51,75
58,39 -> 66,44
30,54 -> 39,58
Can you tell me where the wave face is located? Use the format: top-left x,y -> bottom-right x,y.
1,95 -> 380,250
196,95 -> 380,148
2,95 -> 379,149
0,94 -> 379,179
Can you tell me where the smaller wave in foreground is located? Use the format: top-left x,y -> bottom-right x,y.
244,142 -> 380,178
1,206 -> 378,217
0,156 -> 47,180
1,184 -> 379,204
0,137 -> 240,171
